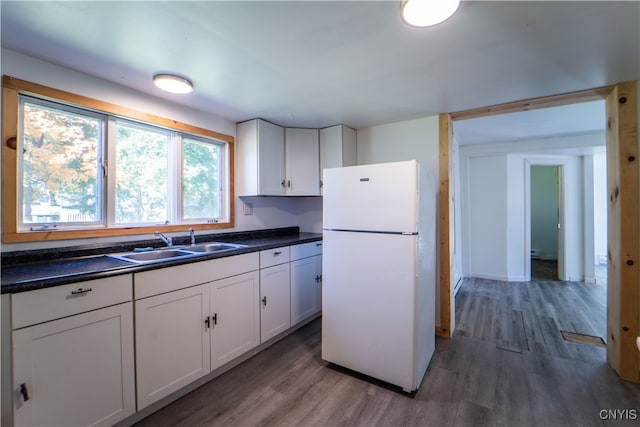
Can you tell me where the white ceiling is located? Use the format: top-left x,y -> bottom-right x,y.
454,99 -> 606,145
1,1 -> 638,135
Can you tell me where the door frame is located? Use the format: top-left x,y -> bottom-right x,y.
441,82 -> 639,383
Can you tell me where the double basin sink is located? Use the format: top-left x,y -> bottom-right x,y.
108,242 -> 246,265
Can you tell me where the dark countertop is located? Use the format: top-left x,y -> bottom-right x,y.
1,228 -> 322,294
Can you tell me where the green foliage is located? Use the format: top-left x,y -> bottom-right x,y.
22,102 -> 100,222
183,138 -> 220,219
115,123 -> 169,223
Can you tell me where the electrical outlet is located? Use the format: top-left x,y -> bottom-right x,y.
243,202 -> 254,216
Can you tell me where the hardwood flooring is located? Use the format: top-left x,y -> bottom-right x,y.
135,278 -> 639,427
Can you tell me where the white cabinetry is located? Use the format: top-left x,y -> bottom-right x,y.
237,119 -> 286,196
320,124 -> 357,171
135,284 -> 210,409
210,271 -> 260,371
134,253 -> 260,409
259,247 -> 291,342
237,119 -> 320,196
285,128 -> 320,196
290,242 -> 323,326
11,276 -> 134,427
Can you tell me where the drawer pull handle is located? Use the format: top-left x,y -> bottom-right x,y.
274,251 -> 282,256
19,383 -> 30,402
71,287 -> 92,295
262,296 -> 267,306
316,243 -> 322,246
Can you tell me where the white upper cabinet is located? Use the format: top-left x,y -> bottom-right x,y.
237,119 -> 286,196
284,128 -> 320,196
237,119 -> 321,196
320,125 -> 357,171
320,125 -> 356,195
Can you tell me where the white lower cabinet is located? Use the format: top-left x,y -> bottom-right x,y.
135,284 -> 210,410
134,253 -> 261,410
210,271 -> 260,371
12,302 -> 135,427
260,262 -> 291,342
290,255 -> 322,325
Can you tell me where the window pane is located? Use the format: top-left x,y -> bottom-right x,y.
115,122 -> 169,224
183,138 -> 221,220
20,99 -> 102,225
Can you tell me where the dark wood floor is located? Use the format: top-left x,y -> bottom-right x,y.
135,278 -> 640,427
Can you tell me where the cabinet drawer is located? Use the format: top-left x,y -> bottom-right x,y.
135,252 -> 259,299
11,275 -> 132,329
260,246 -> 290,268
290,241 -> 323,261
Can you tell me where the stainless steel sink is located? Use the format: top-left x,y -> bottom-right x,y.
107,242 -> 246,264
185,242 -> 246,253
108,249 -> 198,264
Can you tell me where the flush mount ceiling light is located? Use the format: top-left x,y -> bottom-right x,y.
401,0 -> 460,27
153,73 -> 193,94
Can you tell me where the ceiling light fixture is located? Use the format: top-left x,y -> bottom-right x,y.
401,0 -> 460,27
153,73 -> 193,94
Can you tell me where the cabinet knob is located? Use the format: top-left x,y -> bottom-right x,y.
281,180 -> 286,187
204,316 -> 210,329
262,296 -> 267,306
212,313 -> 218,326
287,180 -> 291,188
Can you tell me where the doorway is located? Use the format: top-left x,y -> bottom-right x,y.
530,165 -> 561,281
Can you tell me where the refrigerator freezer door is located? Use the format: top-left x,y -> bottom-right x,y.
321,230 -> 419,391
323,160 -> 418,233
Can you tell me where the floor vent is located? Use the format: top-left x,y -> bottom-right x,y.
561,331 -> 606,348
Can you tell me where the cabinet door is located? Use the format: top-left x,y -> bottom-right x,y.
290,256 -> 321,325
12,303 -> 135,427
257,119 -> 286,195
319,125 -> 357,171
285,128 -> 320,196
210,271 -> 260,371
260,263 -> 291,342
135,285 -> 210,409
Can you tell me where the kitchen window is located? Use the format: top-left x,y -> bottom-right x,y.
2,76 -> 234,242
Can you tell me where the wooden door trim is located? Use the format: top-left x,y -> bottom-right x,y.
441,82 -> 639,384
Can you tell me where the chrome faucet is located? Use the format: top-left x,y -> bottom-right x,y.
155,231 -> 173,247
189,228 -> 196,245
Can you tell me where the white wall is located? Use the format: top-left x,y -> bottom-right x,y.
593,148 -> 607,264
0,49 -> 307,251
460,132 -> 604,282
356,116 -> 440,175
355,115 -> 442,324
465,155 -> 508,280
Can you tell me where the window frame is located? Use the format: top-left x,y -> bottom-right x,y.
2,76 -> 235,243
18,95 -> 108,230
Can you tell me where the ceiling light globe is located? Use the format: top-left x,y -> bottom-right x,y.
153,74 -> 193,94
401,0 -> 461,27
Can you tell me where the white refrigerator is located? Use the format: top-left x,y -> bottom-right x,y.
321,160 -> 436,392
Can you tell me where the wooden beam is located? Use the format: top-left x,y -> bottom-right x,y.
606,81 -> 640,383
438,113 -> 455,337
450,85 -> 614,121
